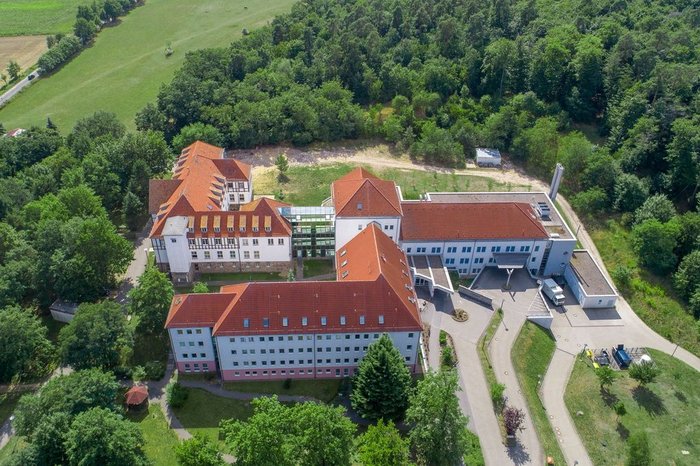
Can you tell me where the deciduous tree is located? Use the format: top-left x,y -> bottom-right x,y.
58,301 -> 133,370
406,370 -> 470,466
355,419 -> 410,466
129,266 -> 174,333
175,434 -> 225,466
0,306 -> 53,382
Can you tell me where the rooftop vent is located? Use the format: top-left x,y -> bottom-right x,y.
535,201 -> 551,220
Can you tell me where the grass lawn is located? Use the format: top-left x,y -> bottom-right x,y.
127,405 -> 179,466
0,0 -> 91,36
478,309 -> 502,391
464,428 -> 486,466
0,437 -> 27,462
303,258 -> 335,278
173,388 -> 253,447
223,378 -> 341,403
198,271 -> 283,282
130,329 -> 170,369
590,218 -> 699,357
174,284 -> 221,294
255,163 -> 532,205
565,349 -> 700,465
0,0 -> 296,130
511,321 -> 565,465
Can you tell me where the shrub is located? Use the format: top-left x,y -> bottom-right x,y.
441,345 -> 456,368
439,330 -> 448,347
166,382 -> 189,408
503,405 -> 525,436
144,361 -> 166,380
490,382 -> 506,411
611,265 -> 633,290
131,365 -> 146,383
628,361 -> 660,386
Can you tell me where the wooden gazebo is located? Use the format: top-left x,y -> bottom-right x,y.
125,385 -> 149,412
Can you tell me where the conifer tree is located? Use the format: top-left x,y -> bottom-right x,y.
350,334 -> 412,421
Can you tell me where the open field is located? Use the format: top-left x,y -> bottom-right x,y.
590,218 -> 700,357
511,321 -> 565,465
565,349 -> 700,465
223,378 -> 341,403
254,163 -> 532,205
0,35 -> 46,75
128,405 -> 180,466
0,0 -> 296,130
0,0 -> 89,36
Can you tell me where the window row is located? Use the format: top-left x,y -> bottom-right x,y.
230,355 -> 412,367
181,353 -> 209,359
242,314 -> 389,328
227,332 -> 414,343
192,250 -> 262,260
187,238 -> 285,247
178,341 -> 205,347
230,368 -> 350,377
408,245 -> 535,254
229,344 -> 413,355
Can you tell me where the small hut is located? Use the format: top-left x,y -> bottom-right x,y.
125,385 -> 149,412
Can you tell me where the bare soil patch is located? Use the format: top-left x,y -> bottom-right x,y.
0,35 -> 47,73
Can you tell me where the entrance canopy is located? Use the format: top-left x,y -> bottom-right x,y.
410,255 -> 454,296
492,253 -> 530,269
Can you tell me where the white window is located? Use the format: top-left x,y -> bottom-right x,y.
321,316 -> 327,326
254,251 -> 260,259
252,239 -> 259,246
229,250 -> 236,259
204,251 -> 211,259
302,317 -> 308,326
378,315 -> 384,324
243,318 -> 250,328
282,317 -> 288,327
268,238 -> 274,245
244,251 -> 250,259
191,251 -> 197,259
359,315 -> 365,325
340,316 -> 346,325
278,238 -> 284,245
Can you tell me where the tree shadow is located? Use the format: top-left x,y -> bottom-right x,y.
506,438 -> 531,466
631,386 -> 667,416
674,390 -> 688,404
600,387 -> 618,407
616,421 -> 629,440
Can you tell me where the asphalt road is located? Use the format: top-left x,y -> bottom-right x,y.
0,70 -> 39,108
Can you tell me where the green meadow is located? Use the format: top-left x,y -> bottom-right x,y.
0,0 -> 296,130
0,0 -> 90,36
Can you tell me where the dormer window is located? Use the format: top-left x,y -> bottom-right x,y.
378,315 -> 384,324
240,227 -> 246,232
341,260 -> 348,267
252,227 -> 259,232
340,250 -> 347,257
282,317 -> 288,327
188,227 -> 194,233
359,315 -> 365,325
201,227 -> 207,233
340,316 -> 346,325
265,227 -> 271,232
321,317 -> 327,326
243,318 -> 250,328
341,271 -> 349,278
214,227 -> 220,233
302,317 -> 308,326
227,227 -> 234,232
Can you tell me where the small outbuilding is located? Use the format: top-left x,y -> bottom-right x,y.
49,299 -> 79,323
125,385 -> 149,411
564,250 -> 618,309
475,148 -> 501,167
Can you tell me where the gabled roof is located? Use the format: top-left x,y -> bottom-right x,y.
149,141 -> 253,237
332,168 -> 402,217
400,202 -> 549,241
165,226 -> 421,335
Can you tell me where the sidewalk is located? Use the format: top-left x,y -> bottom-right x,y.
489,313 -> 543,465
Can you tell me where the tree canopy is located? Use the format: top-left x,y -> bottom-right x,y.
0,306 -> 53,382
350,333 -> 412,422
355,419 -> 411,466
58,301 -> 133,371
128,266 -> 174,334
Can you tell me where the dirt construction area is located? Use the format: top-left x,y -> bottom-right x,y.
0,35 -> 47,75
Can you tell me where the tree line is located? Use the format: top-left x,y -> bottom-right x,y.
36,0 -> 141,74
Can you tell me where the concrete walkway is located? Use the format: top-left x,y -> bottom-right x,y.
489,313 -> 543,466
419,290 -> 515,466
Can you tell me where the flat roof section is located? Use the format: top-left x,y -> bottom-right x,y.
569,250 -> 616,296
422,192 -> 574,240
410,255 -> 453,294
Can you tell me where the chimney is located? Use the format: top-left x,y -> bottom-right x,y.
549,163 -> 565,201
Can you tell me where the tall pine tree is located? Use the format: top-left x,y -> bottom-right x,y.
350,334 -> 412,421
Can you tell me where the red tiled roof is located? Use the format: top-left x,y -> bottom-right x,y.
400,202 -> 549,241
125,385 -> 148,405
165,293 -> 238,328
165,226 -> 421,335
148,179 -> 182,215
332,168 -> 402,217
149,141 -> 252,237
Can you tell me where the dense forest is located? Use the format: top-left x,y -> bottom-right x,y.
143,0 -> 700,321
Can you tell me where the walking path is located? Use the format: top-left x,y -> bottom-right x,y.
489,313 -> 543,465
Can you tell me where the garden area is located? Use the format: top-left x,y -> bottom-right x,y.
565,349 -> 700,465
127,405 -> 179,466
302,259 -> 335,278
223,378 -> 341,403
254,163 -> 532,206
511,321 -> 565,465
